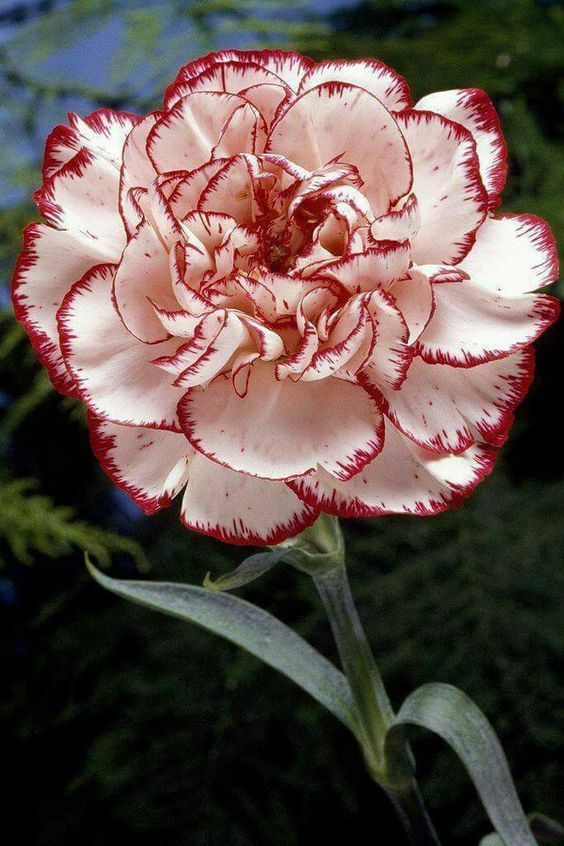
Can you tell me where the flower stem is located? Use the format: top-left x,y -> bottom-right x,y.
312,560 -> 442,846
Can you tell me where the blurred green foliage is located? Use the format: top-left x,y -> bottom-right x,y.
0,1 -> 562,844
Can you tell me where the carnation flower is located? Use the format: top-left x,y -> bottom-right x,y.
13,50 -> 559,544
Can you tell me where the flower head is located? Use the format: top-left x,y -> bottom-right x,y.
13,50 -> 559,544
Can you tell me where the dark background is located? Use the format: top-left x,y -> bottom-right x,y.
0,1 -> 562,843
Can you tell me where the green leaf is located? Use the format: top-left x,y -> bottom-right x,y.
86,556 -> 357,732
385,683 -> 537,846
203,549 -> 290,592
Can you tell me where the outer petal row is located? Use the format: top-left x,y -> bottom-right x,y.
90,416 -> 318,544
415,88 -> 507,208
289,421 -> 496,517
373,349 -> 535,454
57,264 -> 185,429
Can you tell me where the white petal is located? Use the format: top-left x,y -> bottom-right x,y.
268,82 -> 412,217
289,422 -> 495,516
89,417 -> 192,513
298,58 -> 411,110
58,264 -> 185,429
181,451 -> 317,545
378,350 -> 535,453
415,89 -> 506,207
396,110 -> 487,264
459,214 -> 559,295
179,361 -> 384,481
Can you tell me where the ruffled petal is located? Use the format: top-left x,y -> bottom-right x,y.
300,297 -> 369,381
89,416 -> 192,513
369,193 -> 420,243
35,148 -> 125,259
459,214 -> 559,295
360,289 -> 413,390
113,219 -> 179,343
416,276 -> 559,366
169,50 -> 313,95
415,89 -> 507,208
178,361 -> 384,481
11,223 -> 115,395
180,450 -> 317,545
298,59 -> 411,110
43,108 -> 139,179
268,82 -> 412,216
289,421 -> 495,516
58,264 -> 185,429
67,109 -> 140,169
319,243 -> 411,294
119,113 -> 160,236
396,109 -> 488,264
375,349 -> 534,453
147,92 -> 264,174
164,60 -> 289,110
387,266 -> 436,344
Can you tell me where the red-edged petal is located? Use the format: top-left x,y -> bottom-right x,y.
416,277 -> 559,366
147,92 -> 263,174
211,102 -> 267,160
289,421 -> 495,517
11,223 -> 115,396
375,349 -> 534,453
300,297 -> 368,381
360,289 -> 414,390
170,50 -> 314,94
43,108 -> 139,180
89,415 -> 192,514
67,109 -> 139,169
240,83 -> 292,128
42,124 -> 81,180
268,82 -> 412,217
415,89 -> 507,208
119,113 -> 161,237
459,214 -> 559,295
395,109 -> 488,264
113,219 -> 178,343
178,361 -> 384,482
161,160 -> 227,221
151,311 -> 227,374
164,60 -> 289,109
369,193 -> 420,244
180,450 -> 318,545
198,154 -> 258,221
320,242 -> 411,294
173,312 -> 251,389
298,59 -> 411,111
57,264 -> 185,429
35,148 -> 125,259
387,267 -> 436,344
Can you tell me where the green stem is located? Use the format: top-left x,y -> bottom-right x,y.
312,562 -> 393,776
312,561 -> 442,846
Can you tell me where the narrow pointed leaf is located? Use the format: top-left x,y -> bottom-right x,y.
385,683 -> 537,846
203,548 -> 291,592
86,557 -> 357,731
